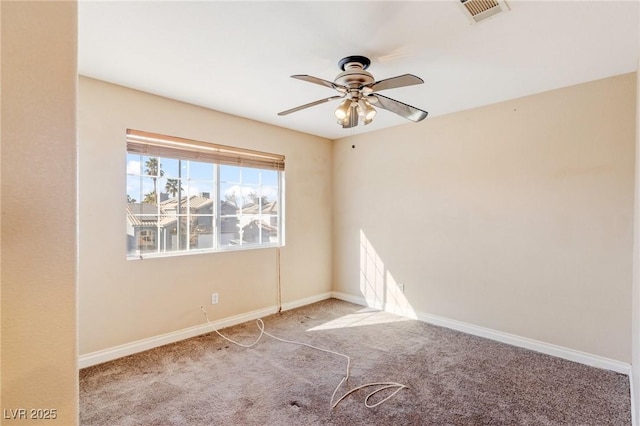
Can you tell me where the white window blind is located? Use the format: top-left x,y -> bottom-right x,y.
126,129 -> 285,171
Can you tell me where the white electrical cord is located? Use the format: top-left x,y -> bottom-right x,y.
200,307 -> 408,409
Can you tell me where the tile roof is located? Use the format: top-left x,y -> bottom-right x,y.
127,203 -> 177,227
241,201 -> 278,214
127,198 -> 277,228
161,195 -> 213,211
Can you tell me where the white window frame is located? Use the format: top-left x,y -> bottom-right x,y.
126,129 -> 285,259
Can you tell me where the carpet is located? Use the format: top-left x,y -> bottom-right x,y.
79,299 -> 630,425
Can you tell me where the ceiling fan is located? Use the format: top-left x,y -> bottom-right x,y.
278,55 -> 428,128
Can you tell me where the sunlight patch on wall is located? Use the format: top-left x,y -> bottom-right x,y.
360,230 -> 417,319
384,270 -> 416,318
360,229 -> 385,310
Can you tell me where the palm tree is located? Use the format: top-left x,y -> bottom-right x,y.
143,191 -> 157,204
165,178 -> 182,198
145,157 -> 164,203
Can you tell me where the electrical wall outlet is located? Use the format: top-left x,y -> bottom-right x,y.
211,293 -> 219,304
398,283 -> 405,293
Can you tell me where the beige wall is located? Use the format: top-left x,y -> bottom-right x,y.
333,73 -> 637,363
78,77 -> 332,355
1,1 -> 78,424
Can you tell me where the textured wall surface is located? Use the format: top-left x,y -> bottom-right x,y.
78,77 -> 332,355
333,73 -> 636,363
1,1 -> 78,424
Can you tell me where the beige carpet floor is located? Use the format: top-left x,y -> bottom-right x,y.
80,298 -> 631,425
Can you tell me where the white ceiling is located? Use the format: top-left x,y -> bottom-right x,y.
78,1 -> 639,140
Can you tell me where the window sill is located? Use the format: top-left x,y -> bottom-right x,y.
126,243 -> 284,260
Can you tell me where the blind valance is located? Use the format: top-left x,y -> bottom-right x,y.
126,129 -> 285,171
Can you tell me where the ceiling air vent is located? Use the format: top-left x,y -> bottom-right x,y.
459,0 -> 510,24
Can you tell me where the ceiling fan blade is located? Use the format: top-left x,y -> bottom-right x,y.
278,95 -> 343,116
372,93 -> 428,122
291,75 -> 346,91
368,74 -> 424,93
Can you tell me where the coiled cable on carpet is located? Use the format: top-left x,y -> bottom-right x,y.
200,307 -> 408,408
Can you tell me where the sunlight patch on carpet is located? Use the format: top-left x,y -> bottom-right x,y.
306,308 -> 409,332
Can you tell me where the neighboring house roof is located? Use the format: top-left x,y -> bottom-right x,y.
161,195 -> 213,211
241,201 -> 278,214
127,203 -> 177,227
127,198 -> 277,229
127,203 -> 159,227
220,200 -> 237,214
246,219 -> 277,232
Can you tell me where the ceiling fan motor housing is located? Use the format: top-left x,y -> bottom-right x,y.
334,55 -> 375,89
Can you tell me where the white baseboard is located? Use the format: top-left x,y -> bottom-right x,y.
416,311 -> 631,375
80,291 -> 632,378
280,291 -> 332,311
331,291 -> 367,306
331,291 -> 631,375
78,305 -> 279,369
79,292 -> 336,369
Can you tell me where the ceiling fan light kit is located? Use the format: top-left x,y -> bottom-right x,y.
334,99 -> 351,121
278,55 -> 428,129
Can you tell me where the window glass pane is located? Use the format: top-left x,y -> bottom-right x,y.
141,156 -> 164,178
264,217 -> 280,244
165,216 -> 187,252
260,185 -> 279,213
220,165 -> 240,184
128,177 -> 161,205
240,215 -> 261,245
220,182 -> 242,207
126,174 -> 142,204
126,153 -> 143,176
138,228 -> 158,252
160,158 -> 180,179
261,169 -> 278,186
240,215 -> 279,245
128,225 -> 156,257
242,167 -> 260,185
187,180 -> 214,202
238,185 -> 260,212
190,215 -> 214,249
220,215 -> 240,247
161,177 -> 185,202
188,161 -> 214,182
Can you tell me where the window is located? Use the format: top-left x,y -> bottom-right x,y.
126,130 -> 284,259
138,230 -> 157,251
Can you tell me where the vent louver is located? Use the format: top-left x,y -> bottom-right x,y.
459,0 -> 509,24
